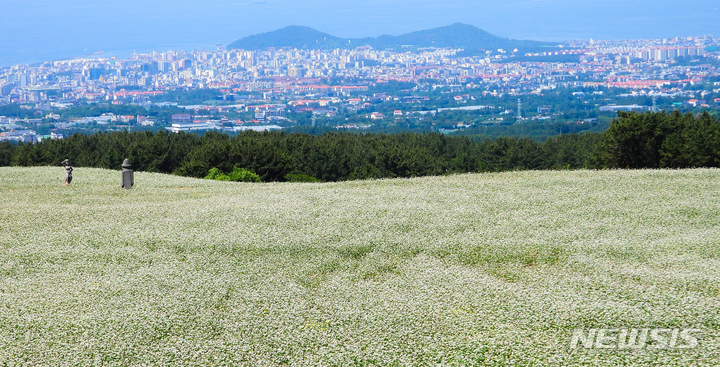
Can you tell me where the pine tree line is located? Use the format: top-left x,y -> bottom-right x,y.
1,111 -> 719,181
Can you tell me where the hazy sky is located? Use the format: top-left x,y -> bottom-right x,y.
1,0 -> 718,66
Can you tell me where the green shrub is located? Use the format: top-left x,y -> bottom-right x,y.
204,167 -> 231,181
285,173 -> 322,182
228,167 -> 260,182
205,167 -> 260,182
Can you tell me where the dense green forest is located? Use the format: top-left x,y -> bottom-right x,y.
2,111 -> 719,182
595,110 -> 720,168
0,131 -> 601,181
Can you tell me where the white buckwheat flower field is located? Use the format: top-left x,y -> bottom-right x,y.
1,167 -> 719,366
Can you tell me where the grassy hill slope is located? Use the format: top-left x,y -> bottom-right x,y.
1,167 -> 719,365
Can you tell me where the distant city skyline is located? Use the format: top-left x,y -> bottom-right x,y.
1,0 -> 719,67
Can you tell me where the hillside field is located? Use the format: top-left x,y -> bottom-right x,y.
1,167 -> 719,366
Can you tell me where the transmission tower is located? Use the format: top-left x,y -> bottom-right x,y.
652,96 -> 658,112
517,99 -> 522,119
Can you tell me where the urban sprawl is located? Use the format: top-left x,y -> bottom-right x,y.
1,35 -> 719,143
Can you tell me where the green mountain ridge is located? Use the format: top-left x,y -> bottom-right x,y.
227,23 -> 552,55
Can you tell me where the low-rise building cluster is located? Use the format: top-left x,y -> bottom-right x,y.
0,34 -> 718,140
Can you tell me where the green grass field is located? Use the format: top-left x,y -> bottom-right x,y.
1,167 -> 719,366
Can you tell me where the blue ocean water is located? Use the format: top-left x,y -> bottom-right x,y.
1,0 -> 718,67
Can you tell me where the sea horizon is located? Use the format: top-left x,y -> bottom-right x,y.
1,0 -> 718,67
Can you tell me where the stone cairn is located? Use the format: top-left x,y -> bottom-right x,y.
61,159 -> 73,185
121,159 -> 134,189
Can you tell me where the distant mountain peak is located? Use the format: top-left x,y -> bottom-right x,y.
275,25 -> 329,34
227,24 -> 546,55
